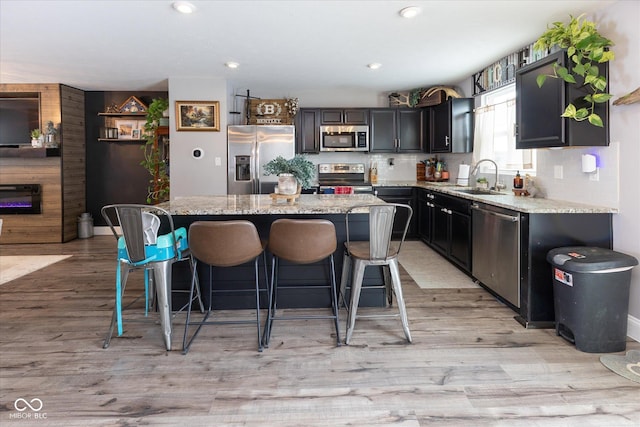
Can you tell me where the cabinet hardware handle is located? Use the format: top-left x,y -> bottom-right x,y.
513,123 -> 518,137
445,136 -> 450,146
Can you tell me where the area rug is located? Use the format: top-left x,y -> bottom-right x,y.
600,350 -> 640,384
399,241 -> 478,289
0,255 -> 72,285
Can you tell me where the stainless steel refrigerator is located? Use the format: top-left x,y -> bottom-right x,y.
227,125 -> 295,194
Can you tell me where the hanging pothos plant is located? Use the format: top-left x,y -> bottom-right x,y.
140,98 -> 170,203
534,14 -> 614,127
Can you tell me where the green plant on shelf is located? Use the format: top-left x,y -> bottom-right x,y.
140,98 -> 170,203
534,14 -> 614,127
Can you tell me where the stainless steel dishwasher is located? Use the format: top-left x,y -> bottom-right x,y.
471,203 -> 520,307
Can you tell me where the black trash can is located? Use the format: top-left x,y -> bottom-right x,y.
547,246 -> 638,353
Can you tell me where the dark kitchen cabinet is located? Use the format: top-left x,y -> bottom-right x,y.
374,186 -> 416,239
320,108 -> 369,125
417,189 -> 435,244
296,109 -> 320,153
429,192 -> 472,273
429,98 -> 474,153
370,108 -> 425,153
515,50 -> 609,148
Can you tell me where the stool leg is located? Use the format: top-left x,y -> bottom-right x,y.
263,256 -> 278,348
329,255 -> 341,346
339,250 -> 352,309
388,259 -> 412,343
345,259 -> 366,345
254,257 -> 263,352
152,260 -> 173,351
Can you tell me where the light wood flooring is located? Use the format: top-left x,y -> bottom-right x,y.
1,237 -> 639,426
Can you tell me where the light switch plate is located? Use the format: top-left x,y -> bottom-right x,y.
215,157 -> 222,166
554,165 -> 563,179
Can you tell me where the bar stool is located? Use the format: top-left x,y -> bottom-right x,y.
340,203 -> 413,345
182,220 -> 267,354
263,218 -> 340,347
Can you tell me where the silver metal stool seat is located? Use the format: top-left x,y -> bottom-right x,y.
263,218 -> 340,347
182,220 -> 267,354
340,203 -> 413,345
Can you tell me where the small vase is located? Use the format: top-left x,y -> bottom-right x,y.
277,174 -> 298,195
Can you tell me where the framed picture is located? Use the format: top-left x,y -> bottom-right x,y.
114,119 -> 141,140
176,101 -> 220,131
131,129 -> 142,140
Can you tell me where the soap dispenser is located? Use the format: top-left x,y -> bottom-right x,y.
513,171 -> 523,189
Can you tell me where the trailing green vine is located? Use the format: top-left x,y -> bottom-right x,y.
534,14 -> 614,127
140,98 -> 170,203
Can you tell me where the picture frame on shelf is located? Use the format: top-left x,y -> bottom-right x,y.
176,100 -> 220,131
114,119 -> 142,140
131,129 -> 142,140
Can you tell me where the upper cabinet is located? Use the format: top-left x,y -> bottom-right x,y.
320,108 -> 369,125
515,50 -> 609,148
370,108 -> 425,153
296,109 -> 321,153
429,98 -> 474,153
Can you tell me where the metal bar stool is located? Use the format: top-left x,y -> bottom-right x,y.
182,220 -> 267,354
101,204 -> 203,351
340,203 -> 413,345
263,218 -> 340,347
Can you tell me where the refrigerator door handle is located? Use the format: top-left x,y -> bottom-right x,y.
253,136 -> 259,194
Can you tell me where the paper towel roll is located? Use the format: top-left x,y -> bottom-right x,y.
457,164 -> 470,186
457,164 -> 470,179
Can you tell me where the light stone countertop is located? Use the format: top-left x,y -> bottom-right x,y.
157,194 -> 381,216
374,180 -> 618,214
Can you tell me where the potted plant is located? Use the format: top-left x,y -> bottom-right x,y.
263,155 -> 315,191
30,128 -> 43,147
140,98 -> 170,203
533,14 -> 614,127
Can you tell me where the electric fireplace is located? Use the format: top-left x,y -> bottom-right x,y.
0,184 -> 42,214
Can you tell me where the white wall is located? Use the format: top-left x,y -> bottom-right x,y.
598,0 -> 640,338
168,77 -> 228,197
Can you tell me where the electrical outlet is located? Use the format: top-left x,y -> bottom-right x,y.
215,157 -> 222,166
554,165 -> 563,179
589,168 -> 600,181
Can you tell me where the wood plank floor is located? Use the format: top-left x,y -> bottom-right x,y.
1,237 -> 639,426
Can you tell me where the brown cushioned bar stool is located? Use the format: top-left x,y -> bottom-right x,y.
182,220 -> 267,354
263,218 -> 341,347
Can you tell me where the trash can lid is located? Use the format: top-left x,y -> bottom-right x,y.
547,246 -> 638,272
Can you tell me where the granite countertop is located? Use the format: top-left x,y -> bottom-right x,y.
375,180 -> 618,214
157,194 -> 381,215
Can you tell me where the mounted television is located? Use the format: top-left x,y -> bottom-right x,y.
0,93 -> 41,146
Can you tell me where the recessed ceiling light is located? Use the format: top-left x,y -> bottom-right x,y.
367,63 -> 382,70
399,6 -> 421,18
172,1 -> 196,14
225,62 -> 240,69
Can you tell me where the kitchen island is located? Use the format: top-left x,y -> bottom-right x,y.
157,194 -> 387,310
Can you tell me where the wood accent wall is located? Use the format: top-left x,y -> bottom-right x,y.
60,85 -> 86,241
0,84 -> 86,244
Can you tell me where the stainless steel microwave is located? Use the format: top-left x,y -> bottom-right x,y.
319,125 -> 369,152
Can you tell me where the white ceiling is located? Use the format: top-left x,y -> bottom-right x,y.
0,0 -> 614,96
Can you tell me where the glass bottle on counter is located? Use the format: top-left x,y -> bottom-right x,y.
513,171 -> 523,189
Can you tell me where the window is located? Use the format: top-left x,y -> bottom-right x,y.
473,84 -> 535,175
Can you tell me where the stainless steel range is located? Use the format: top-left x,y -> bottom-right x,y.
317,163 -> 373,194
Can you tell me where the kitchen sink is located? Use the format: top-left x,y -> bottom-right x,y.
454,188 -> 504,196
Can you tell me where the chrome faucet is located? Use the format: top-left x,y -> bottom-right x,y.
471,158 -> 499,191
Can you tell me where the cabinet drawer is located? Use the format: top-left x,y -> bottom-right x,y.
375,187 -> 414,197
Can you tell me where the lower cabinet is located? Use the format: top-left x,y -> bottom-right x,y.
418,188 -> 472,273
430,192 -> 472,273
375,186 -> 416,239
